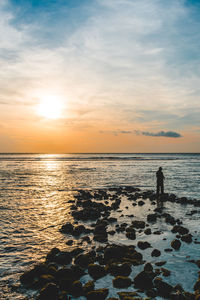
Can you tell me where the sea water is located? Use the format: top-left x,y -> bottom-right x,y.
0,153 -> 200,299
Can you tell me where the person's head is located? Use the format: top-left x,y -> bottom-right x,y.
159,167 -> 162,171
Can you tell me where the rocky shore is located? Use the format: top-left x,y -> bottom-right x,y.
19,187 -> 200,299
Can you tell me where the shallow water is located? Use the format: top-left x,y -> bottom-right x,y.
0,153 -> 200,299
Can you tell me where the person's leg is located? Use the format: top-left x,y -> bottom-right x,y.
157,183 -> 159,195
161,183 -> 164,194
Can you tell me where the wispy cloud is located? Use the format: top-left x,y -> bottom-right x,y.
0,0 -> 200,151
136,130 -> 182,138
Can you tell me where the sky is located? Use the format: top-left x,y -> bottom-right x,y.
0,0 -> 200,153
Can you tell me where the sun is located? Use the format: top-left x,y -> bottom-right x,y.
37,95 -> 63,119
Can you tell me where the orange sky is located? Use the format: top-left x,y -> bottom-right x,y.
0,0 -> 200,153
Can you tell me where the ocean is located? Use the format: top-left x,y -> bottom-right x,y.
0,153 -> 200,299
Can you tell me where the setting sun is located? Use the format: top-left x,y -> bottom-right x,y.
37,95 -> 63,119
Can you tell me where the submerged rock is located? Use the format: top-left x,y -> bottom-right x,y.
37,283 -> 59,300
134,270 -> 155,290
86,288 -> 109,300
171,239 -> 181,250
88,264 -> 107,280
137,241 -> 151,250
113,276 -> 132,288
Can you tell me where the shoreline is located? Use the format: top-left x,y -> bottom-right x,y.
17,186 -> 200,300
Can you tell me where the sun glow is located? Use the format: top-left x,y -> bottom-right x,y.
37,95 -> 63,119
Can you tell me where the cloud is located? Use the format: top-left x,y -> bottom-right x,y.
136,130 -> 182,138
0,0 -> 200,133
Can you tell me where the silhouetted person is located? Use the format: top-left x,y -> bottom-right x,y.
156,167 -> 165,195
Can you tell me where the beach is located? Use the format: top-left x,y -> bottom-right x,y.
1,154 -> 200,299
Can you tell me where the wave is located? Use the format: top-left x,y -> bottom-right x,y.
0,154 -> 198,161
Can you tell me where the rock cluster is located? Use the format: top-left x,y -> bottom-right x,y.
19,186 -> 199,300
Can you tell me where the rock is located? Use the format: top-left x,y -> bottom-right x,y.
171,239 -> 181,250
86,288 -> 109,300
20,263 -> 49,287
46,248 -> 60,262
164,248 -> 173,252
36,274 -> 55,289
194,279 -> 200,290
104,245 -> 126,263
144,263 -> 153,272
60,223 -> 73,234
144,228 -> 151,235
147,213 -> 157,222
113,276 -> 132,288
73,225 -> 86,236
88,264 -> 107,280
106,262 -> 132,277
83,281 -> 94,294
71,280 -> 83,297
37,283 -> 59,300
70,247 -> 84,257
154,277 -> 173,297
74,253 -> 94,268
137,241 -> 151,250
155,261 -> 166,267
117,291 -> 139,299
171,225 -> 189,235
151,249 -> 161,257
138,200 -> 145,206
181,234 -> 192,243
66,240 -> 73,246
134,271 -> 154,290
72,207 -> 101,221
126,231 -> 136,240
161,267 -> 171,277
54,251 -> 72,265
131,220 -> 145,229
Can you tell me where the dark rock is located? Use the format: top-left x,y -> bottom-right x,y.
155,261 -> 166,267
131,220 -> 145,229
60,223 -> 73,234
138,200 -> 145,206
70,247 -> 84,257
54,251 -> 72,265
171,225 -> 189,235
126,231 -> 136,240
137,241 -> 151,250
88,264 -> 107,280
117,291 -> 139,299
194,279 -> 200,290
181,234 -> 193,243
83,281 -> 94,294
147,213 -> 157,222
144,228 -> 151,235
106,262 -> 132,277
46,248 -> 60,262
73,225 -> 86,236
86,288 -> 109,300
104,245 -> 126,263
74,253 -> 94,268
154,277 -> 173,297
66,240 -> 73,246
113,276 -> 132,288
134,271 -> 155,290
151,249 -> 161,257
161,267 -> 171,277
171,239 -> 181,250
164,248 -> 173,252
36,274 -> 55,289
144,263 -> 153,272
37,283 -> 59,300
71,280 -> 83,296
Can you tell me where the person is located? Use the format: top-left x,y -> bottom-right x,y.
156,167 -> 165,195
